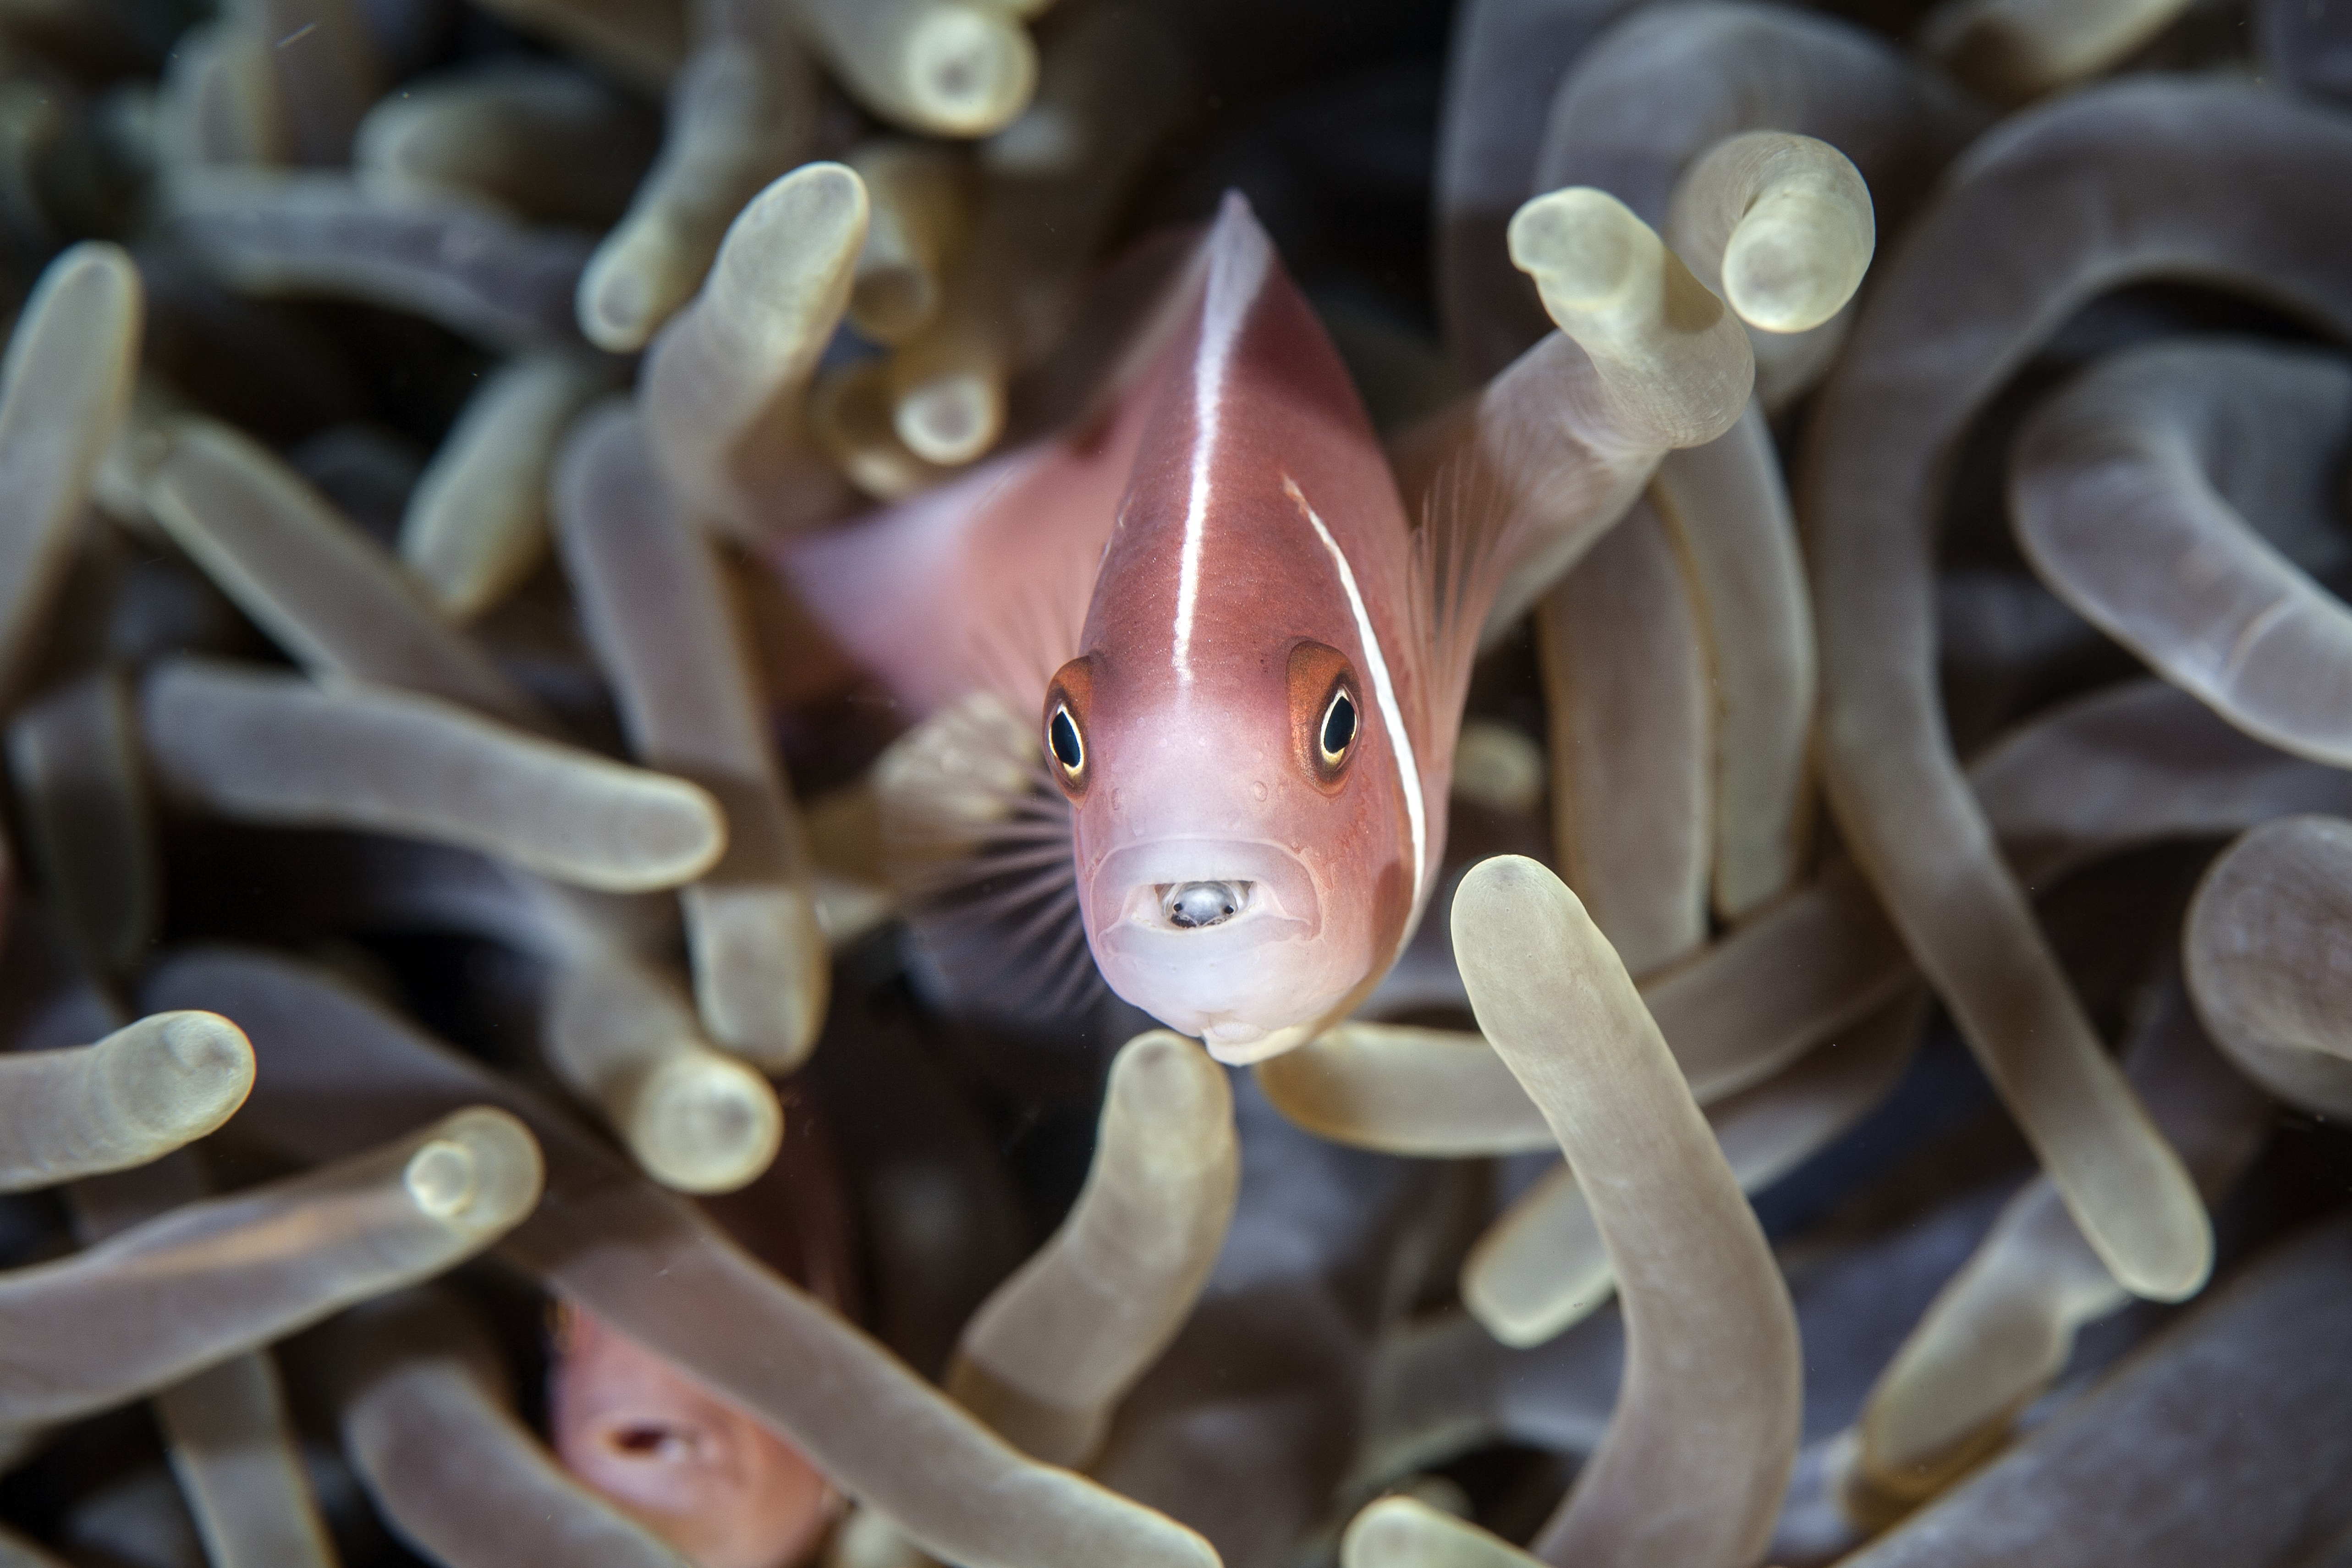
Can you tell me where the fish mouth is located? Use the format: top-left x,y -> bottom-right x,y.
1160,880 -> 1249,929
1093,840 -> 1320,938
1085,840 -> 1346,1056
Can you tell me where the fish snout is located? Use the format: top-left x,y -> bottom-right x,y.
1085,840 -> 1363,1062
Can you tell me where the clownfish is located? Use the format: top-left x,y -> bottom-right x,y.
777,193 -> 1520,1063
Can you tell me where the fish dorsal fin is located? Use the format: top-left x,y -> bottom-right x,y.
872,691 -> 1102,1023
1406,425 -> 1539,752
1402,330 -> 1667,743
1408,335 -> 1660,646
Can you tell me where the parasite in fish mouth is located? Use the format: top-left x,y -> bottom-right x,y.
1163,881 -> 1247,929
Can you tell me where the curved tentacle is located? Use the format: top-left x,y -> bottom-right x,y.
1800,82 -> 2352,1301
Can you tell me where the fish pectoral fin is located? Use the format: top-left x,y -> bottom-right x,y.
872,692 -> 1101,1024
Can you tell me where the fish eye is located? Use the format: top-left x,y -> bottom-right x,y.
1319,688 -> 1357,764
1049,702 -> 1084,776
1042,655 -> 1097,800
1287,640 -> 1360,792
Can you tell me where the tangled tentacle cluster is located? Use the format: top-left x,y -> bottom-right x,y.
0,0 -> 2351,1566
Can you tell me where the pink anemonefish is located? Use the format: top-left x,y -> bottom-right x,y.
775,193 -> 1522,1063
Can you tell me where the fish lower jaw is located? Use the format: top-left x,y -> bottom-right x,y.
1198,1019 -> 1318,1065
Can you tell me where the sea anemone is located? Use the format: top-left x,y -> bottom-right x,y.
3,0 -> 2351,1565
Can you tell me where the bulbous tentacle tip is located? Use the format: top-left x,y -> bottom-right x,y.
403,1106 -> 545,1235
1455,853 -> 1573,918
95,1011 -> 258,1150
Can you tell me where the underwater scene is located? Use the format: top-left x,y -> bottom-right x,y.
0,0 -> 2349,1564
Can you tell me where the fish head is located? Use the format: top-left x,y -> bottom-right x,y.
1046,633 -> 1418,1062
547,1123 -> 852,1568
1043,193 -> 1431,1065
550,1306 -> 836,1568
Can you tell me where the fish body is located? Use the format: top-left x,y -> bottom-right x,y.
778,362 -> 1162,721
780,195 -> 1501,1062
1049,198 -> 1449,1060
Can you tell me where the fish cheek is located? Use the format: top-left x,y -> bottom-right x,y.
1287,639 -> 1360,795
1370,852 -> 1412,960
1314,853 -> 1416,1034
1044,655 -> 1097,800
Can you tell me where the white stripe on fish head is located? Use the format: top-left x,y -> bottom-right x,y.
1170,196 -> 1274,689
1284,474 -> 1428,919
